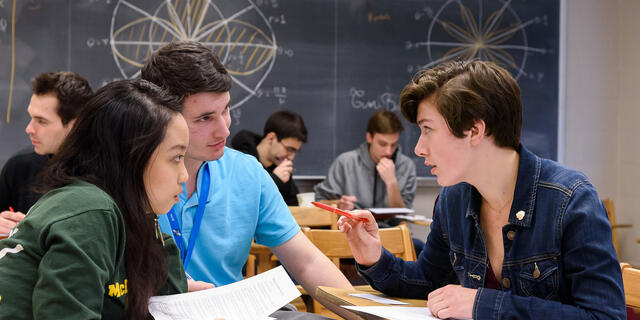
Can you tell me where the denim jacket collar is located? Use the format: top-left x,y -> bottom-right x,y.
464,144 -> 541,228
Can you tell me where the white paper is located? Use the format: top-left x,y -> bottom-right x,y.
148,266 -> 300,320
343,306 -> 472,320
348,293 -> 409,305
368,208 -> 415,215
395,214 -> 433,223
343,306 -> 437,320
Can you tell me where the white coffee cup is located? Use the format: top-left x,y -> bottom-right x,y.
296,192 -> 315,207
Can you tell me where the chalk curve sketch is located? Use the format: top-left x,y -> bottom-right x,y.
110,0 -> 277,109
423,0 -> 547,80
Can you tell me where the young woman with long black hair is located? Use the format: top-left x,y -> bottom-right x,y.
0,79 -> 191,319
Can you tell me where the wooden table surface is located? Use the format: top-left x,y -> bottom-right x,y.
316,286 -> 427,320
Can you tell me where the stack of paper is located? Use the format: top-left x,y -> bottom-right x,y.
148,266 -> 300,320
395,214 -> 432,223
344,306 -> 436,320
344,306 -> 471,320
368,208 -> 415,215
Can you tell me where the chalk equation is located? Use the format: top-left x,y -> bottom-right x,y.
350,87 -> 398,112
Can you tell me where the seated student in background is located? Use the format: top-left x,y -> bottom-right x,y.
338,60 -> 625,319
143,40 -> 352,319
0,79 -> 194,319
231,110 -> 307,206
314,110 -> 416,211
0,72 -> 93,235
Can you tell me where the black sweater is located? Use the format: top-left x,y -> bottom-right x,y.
231,130 -> 299,206
0,148 -> 49,213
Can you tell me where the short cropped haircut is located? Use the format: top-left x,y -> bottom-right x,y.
366,110 -> 404,135
263,110 -> 307,143
399,60 -> 522,149
141,41 -> 232,103
31,72 -> 93,125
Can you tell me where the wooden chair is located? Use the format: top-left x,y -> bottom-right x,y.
302,222 -> 417,268
603,198 -> 632,260
245,206 -> 339,277
289,206 -> 338,230
300,223 -> 417,315
621,263 -> 640,311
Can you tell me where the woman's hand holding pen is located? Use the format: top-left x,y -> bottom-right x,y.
337,210 -> 382,267
0,209 -> 26,235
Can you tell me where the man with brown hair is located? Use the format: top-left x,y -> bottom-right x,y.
142,41 -> 352,319
338,60 -> 625,319
0,72 -> 93,235
314,110 -> 417,210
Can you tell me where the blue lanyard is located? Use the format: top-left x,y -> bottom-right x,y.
167,164 -> 210,271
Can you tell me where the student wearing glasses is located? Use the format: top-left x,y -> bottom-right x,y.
231,110 -> 307,205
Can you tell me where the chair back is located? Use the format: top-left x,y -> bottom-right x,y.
289,206 -> 338,229
603,198 -> 619,258
302,222 -> 416,268
621,263 -> 640,309
245,205 -> 339,278
602,198 -> 633,261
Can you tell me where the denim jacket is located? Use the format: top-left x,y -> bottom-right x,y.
358,145 -> 625,319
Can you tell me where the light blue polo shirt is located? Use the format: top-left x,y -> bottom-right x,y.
158,147 -> 300,286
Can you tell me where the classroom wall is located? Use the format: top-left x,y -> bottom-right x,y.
614,0 -> 640,266
411,0 -> 640,265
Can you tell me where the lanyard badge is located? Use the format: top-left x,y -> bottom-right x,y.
167,164 -> 210,271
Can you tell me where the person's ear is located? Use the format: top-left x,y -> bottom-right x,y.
366,132 -> 373,144
265,132 -> 278,144
468,119 -> 486,147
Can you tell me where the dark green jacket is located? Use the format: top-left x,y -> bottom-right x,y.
0,181 -> 187,319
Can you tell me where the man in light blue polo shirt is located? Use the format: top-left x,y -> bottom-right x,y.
159,147 -> 300,285
142,41 -> 353,318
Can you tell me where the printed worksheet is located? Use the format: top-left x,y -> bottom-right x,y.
148,266 -> 300,320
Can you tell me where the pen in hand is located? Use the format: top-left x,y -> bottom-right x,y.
311,201 -> 369,223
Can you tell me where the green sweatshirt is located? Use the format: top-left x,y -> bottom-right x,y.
0,181 -> 187,319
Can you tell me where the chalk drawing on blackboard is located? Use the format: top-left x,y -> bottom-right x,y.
408,0 -> 549,80
3,0 -> 15,124
109,0 -> 277,110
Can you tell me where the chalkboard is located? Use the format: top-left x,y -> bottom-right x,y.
0,0 -> 560,177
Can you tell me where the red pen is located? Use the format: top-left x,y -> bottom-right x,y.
311,201 -> 369,223
8,206 -> 15,212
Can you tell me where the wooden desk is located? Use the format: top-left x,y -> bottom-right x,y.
407,219 -> 431,227
316,286 -> 426,320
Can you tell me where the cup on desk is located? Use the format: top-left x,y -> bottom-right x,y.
296,192 -> 315,207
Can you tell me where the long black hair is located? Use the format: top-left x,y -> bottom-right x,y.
38,79 -> 182,319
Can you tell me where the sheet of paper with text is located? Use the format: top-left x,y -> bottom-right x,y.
148,266 -> 299,320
